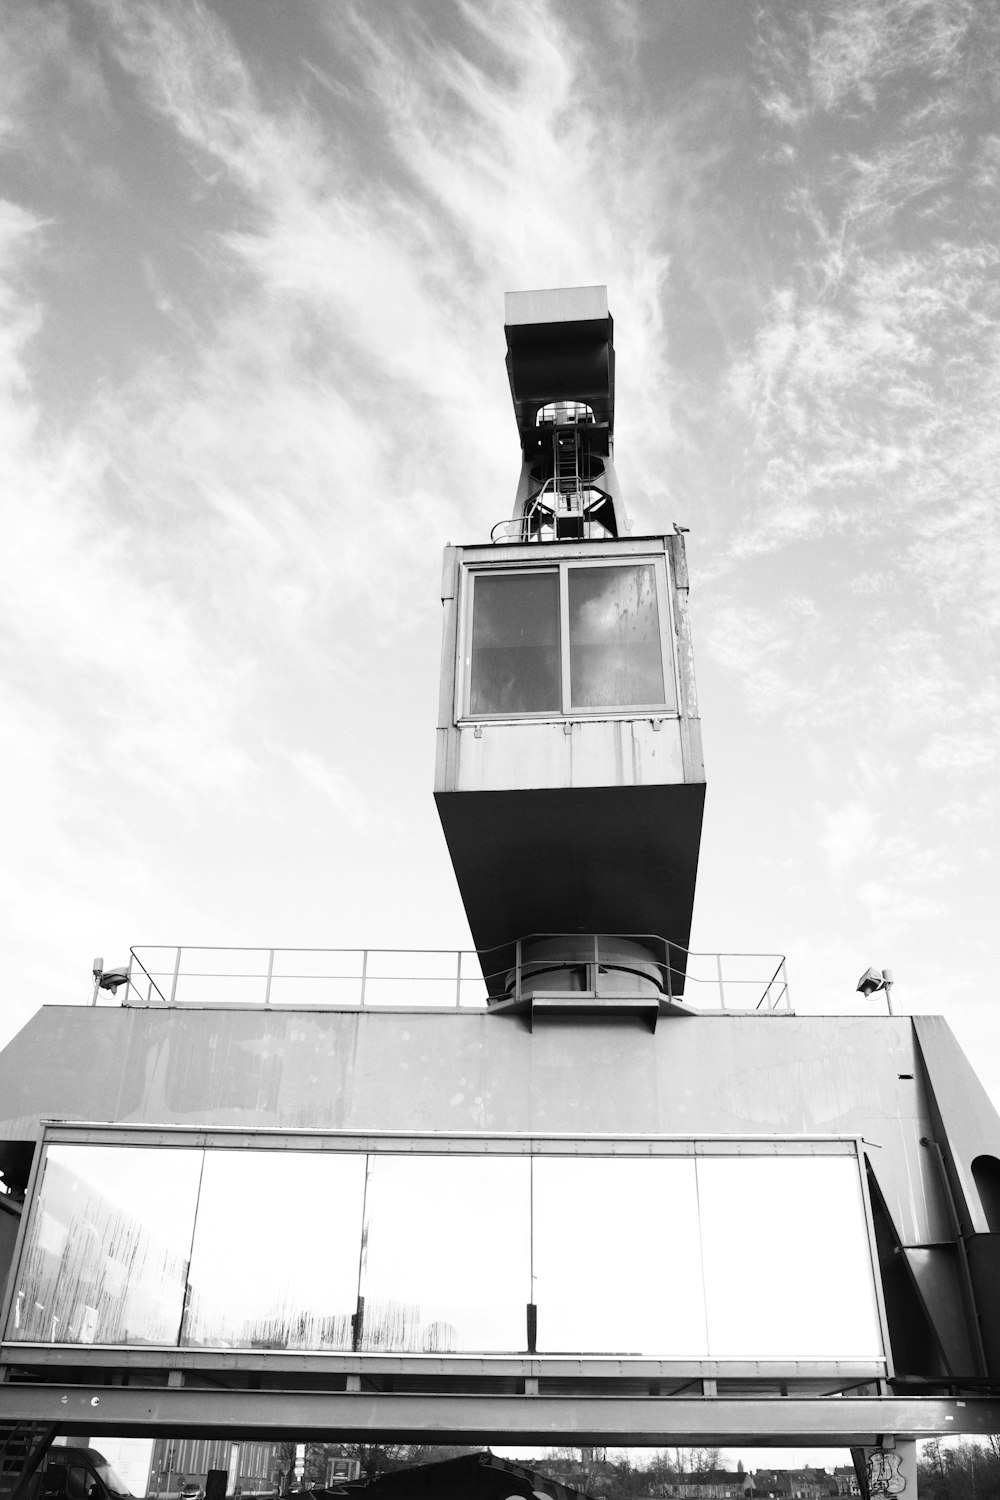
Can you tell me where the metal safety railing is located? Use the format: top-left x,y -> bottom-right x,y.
491,481 -> 614,543
108,937 -> 791,1013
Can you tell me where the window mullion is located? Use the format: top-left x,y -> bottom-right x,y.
464,570 -> 476,717
559,563 -> 571,714
655,558 -> 670,705
656,558 -> 676,710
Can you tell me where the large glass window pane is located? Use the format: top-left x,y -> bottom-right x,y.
568,564 -> 668,708
532,1157 -> 707,1355
470,573 -> 559,715
8,1144 -> 201,1345
181,1150 -> 366,1349
360,1155 -> 530,1351
697,1155 -> 883,1359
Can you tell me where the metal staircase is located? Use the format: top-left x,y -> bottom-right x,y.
0,1424 -> 56,1500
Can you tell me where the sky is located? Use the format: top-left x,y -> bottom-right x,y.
1,0 -> 999,1455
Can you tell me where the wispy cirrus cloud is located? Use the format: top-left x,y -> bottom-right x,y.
0,0 -> 997,1098
89,0 -> 747,538
707,1 -> 999,769
670,2 -> 1000,1056
739,2 -> 1000,503
289,751 -> 385,837
1,0 -> 744,1020
756,0 -> 981,129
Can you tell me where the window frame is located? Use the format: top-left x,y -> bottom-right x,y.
1,1125 -> 890,1378
458,554 -> 679,721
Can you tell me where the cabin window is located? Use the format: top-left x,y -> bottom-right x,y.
469,571 -> 560,715
568,563 -> 665,708
465,558 -> 675,717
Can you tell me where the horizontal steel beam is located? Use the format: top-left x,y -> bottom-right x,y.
0,1345 -> 886,1381
1,1387 -> 998,1446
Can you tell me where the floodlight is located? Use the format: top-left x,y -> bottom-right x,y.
857,964 -> 896,1015
97,966 -> 130,993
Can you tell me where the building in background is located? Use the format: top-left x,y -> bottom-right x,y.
144,1441 -> 282,1500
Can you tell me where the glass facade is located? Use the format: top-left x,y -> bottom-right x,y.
466,560 -> 676,717
8,1144 -> 201,1345
697,1154 -> 882,1358
182,1150 -> 366,1349
7,1141 -> 883,1361
360,1154 -> 529,1351
532,1156 -> 706,1354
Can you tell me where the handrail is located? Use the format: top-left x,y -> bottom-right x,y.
491,483 -> 615,543
119,936 -> 791,1014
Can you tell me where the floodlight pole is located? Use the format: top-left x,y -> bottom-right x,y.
882,968 -> 895,1016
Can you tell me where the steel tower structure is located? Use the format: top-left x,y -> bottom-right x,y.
1,289 -> 1000,1500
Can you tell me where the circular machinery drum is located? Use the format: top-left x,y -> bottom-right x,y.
503,934 -> 668,1002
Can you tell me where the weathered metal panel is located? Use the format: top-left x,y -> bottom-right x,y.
436,546 -> 460,732
464,537 -> 664,570
903,1246 -> 976,1374
0,1007 -> 960,1245
0,1007 -> 936,1139
0,1011 -> 127,1139
448,719 -> 686,793
667,534 -> 698,720
914,1015 -> 1000,1234
505,287 -> 609,327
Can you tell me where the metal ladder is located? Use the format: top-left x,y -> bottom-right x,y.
553,424 -> 580,493
551,425 -> 585,534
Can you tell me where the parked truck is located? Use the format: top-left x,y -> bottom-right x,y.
10,1446 -> 134,1500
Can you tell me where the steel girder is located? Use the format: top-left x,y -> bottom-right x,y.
1,1388 -> 999,1446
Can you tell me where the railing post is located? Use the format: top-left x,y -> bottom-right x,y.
515,936 -> 522,1003
360,949 -> 368,1007
716,952 -> 726,1010
592,932 -> 600,994
264,948 -> 274,1007
781,958 -> 791,1010
455,949 -> 463,1008
169,946 -> 182,1005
